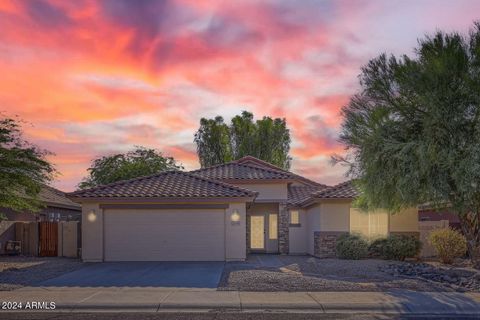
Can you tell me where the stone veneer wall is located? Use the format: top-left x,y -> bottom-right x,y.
313,231 -> 347,258
278,203 -> 289,254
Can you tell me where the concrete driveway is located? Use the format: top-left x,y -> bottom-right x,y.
38,262 -> 225,288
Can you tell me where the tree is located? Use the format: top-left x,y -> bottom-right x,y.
336,23 -> 480,264
194,116 -> 232,168
0,116 -> 55,216
78,146 -> 183,189
194,111 -> 291,169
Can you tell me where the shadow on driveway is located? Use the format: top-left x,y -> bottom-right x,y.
38,262 -> 225,288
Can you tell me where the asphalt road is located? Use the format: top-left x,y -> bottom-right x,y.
0,313 -> 479,320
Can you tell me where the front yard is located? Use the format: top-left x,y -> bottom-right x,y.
219,255 -> 480,292
0,256 -> 83,290
1,254 -> 479,292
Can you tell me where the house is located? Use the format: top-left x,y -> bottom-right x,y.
68,156 -> 419,262
0,185 -> 81,254
1,185 -> 81,222
418,204 -> 461,230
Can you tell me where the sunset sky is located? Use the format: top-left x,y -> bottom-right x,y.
1,0 -> 479,191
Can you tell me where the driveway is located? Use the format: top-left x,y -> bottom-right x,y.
39,262 -> 225,288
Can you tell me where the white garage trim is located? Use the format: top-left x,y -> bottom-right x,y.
103,209 -> 226,261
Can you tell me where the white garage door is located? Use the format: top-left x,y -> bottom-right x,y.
104,209 -> 225,261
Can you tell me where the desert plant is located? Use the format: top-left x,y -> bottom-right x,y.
335,233 -> 368,260
428,228 -> 467,264
381,235 -> 422,261
368,237 -> 388,257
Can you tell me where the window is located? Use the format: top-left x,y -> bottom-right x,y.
290,210 -> 300,225
350,209 -> 388,239
269,214 -> 278,239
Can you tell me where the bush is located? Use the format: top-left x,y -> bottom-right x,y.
368,235 -> 421,261
335,233 -> 369,259
428,228 -> 467,264
381,235 -> 422,261
368,238 -> 388,257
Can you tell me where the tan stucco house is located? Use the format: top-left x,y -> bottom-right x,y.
68,156 -> 419,262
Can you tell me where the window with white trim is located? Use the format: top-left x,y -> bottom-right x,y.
290,210 -> 300,225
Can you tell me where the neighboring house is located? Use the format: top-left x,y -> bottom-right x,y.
0,185 -> 81,254
418,207 -> 461,230
1,185 -> 81,222
69,156 -> 419,262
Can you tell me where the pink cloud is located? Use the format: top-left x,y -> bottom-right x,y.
1,0 -> 479,190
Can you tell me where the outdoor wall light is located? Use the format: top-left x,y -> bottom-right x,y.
230,209 -> 241,225
87,210 -> 97,222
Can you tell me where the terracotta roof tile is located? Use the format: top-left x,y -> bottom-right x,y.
68,171 -> 257,199
39,185 -> 81,210
234,156 -> 327,187
311,180 -> 359,199
287,185 -> 328,206
190,162 -> 292,181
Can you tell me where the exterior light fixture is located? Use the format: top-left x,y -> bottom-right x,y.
231,209 -> 241,225
87,210 -> 97,222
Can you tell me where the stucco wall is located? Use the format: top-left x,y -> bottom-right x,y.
226,203 -> 247,261
81,202 -> 247,262
350,208 -> 389,239
305,201 -> 350,257
389,207 -> 419,232
289,209 -> 307,254
319,201 -> 351,232
234,183 -> 288,200
306,205 -> 321,255
350,207 -> 418,238
81,202 -> 103,262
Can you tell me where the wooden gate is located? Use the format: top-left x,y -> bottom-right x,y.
39,222 -> 58,257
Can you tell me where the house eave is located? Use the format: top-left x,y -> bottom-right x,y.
67,196 -> 257,204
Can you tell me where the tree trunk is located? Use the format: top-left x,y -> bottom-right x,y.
458,211 -> 480,268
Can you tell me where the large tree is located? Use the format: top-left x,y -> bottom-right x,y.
337,23 -> 480,264
194,111 -> 291,169
0,116 -> 55,216
78,146 -> 183,189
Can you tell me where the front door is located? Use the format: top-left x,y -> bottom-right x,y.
250,215 -> 265,251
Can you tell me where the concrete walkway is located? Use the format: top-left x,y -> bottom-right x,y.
0,287 -> 479,315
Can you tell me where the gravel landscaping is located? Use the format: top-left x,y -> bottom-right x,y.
218,255 -> 470,292
0,256 -> 83,290
380,260 -> 480,292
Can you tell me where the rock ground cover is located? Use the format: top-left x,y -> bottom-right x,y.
0,256 -> 83,290
219,255 -> 477,292
380,260 -> 480,292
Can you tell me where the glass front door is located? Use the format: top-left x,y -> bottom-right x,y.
250,215 -> 265,250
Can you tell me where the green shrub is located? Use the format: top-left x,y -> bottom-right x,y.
368,238 -> 388,257
381,235 -> 422,261
428,228 -> 467,264
335,233 -> 369,260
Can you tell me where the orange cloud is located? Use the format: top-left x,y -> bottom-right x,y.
2,0 -> 480,190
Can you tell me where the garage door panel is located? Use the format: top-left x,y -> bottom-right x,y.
104,209 -> 225,261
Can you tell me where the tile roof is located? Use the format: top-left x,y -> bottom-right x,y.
287,185 -> 328,206
234,156 -> 327,187
190,162 -> 292,181
38,185 -> 81,210
311,180 -> 359,199
68,171 -> 257,199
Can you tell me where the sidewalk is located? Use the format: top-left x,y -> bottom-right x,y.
0,287 -> 479,314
